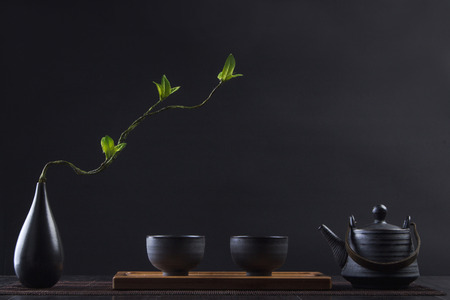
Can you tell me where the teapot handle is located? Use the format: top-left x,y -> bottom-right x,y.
345,223 -> 421,272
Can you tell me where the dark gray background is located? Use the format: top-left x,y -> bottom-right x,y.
1,0 -> 450,276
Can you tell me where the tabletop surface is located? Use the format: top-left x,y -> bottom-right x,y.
0,275 -> 448,300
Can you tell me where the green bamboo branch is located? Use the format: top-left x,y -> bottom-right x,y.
38,54 -> 241,184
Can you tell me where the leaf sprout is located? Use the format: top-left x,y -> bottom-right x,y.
153,75 -> 181,101
217,54 -> 243,82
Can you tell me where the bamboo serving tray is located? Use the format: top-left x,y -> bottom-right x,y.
113,271 -> 332,290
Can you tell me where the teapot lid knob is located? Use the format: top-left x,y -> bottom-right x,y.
372,204 -> 387,223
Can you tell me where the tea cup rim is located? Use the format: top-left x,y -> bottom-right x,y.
147,234 -> 204,239
230,235 -> 288,239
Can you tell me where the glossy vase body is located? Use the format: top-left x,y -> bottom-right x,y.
14,182 -> 64,288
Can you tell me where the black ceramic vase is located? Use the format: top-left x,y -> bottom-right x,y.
14,182 -> 64,288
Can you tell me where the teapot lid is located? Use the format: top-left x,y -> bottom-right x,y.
353,204 -> 407,230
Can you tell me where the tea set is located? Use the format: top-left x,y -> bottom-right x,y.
147,235 -> 288,277
147,204 -> 420,289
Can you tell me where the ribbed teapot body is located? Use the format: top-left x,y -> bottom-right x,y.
352,229 -> 413,262
342,228 -> 419,289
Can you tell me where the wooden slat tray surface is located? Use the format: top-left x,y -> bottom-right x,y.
113,271 -> 332,290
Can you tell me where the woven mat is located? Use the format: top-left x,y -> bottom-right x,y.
0,277 -> 446,296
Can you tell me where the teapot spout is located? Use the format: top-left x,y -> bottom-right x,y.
318,224 -> 347,268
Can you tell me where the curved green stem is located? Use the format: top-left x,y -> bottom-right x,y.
38,159 -> 111,183
117,98 -> 163,144
39,81 -> 224,183
118,81 -> 222,144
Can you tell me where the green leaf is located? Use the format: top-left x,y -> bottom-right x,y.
153,82 -> 163,100
220,55 -> 231,81
101,135 -> 116,160
155,75 -> 178,100
226,54 -> 236,78
162,75 -> 171,99
218,54 -> 242,82
170,86 -> 180,94
115,143 -> 127,153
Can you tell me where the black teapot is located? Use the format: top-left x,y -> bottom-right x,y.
318,204 -> 420,289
